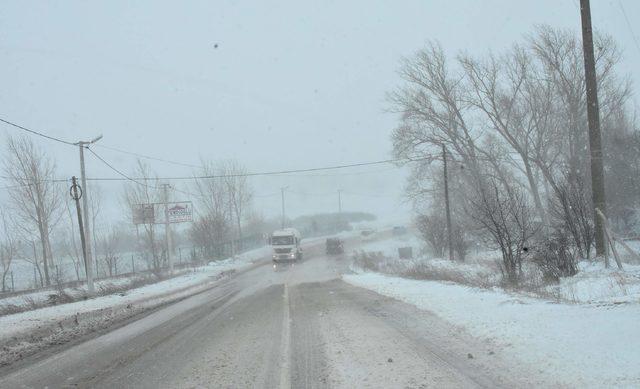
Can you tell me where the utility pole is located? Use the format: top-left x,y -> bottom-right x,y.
161,183 -> 174,273
280,186 -> 287,229
70,176 -> 93,293
580,0 -> 607,258
76,135 -> 102,280
337,189 -> 342,213
442,144 -> 454,261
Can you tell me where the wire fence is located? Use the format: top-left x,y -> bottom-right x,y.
0,234 -> 266,298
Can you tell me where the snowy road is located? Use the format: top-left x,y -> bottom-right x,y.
0,239 -> 521,388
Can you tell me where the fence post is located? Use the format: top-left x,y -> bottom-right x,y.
131,255 -> 135,274
11,271 -> 14,292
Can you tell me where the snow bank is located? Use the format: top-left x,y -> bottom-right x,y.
0,246 -> 270,341
545,261 -> 640,303
344,272 -> 640,388
355,232 -> 640,304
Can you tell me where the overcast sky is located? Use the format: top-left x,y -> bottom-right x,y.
1,0 -> 639,224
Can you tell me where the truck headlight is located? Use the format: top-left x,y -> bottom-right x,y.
290,253 -> 295,258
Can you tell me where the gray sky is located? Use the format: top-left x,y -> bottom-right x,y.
1,0 -> 639,223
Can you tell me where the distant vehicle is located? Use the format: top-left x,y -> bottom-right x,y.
393,226 -> 407,235
271,228 -> 303,262
325,238 -> 344,255
361,229 -> 376,241
360,229 -> 375,237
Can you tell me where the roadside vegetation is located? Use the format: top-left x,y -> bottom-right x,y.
388,25 -> 640,290
352,239 -> 640,304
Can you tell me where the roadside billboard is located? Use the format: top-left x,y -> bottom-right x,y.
167,202 -> 193,223
132,204 -> 155,224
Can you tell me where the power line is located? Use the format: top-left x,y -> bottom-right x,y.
341,190 -> 398,198
83,156 -> 431,182
617,0 -> 640,56
0,117 -> 76,146
253,191 -> 281,198
86,147 -> 160,190
94,143 -> 202,169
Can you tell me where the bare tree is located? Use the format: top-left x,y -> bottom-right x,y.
550,174 -> 594,259
220,160 -> 252,251
0,211 -> 18,292
100,227 -> 121,277
190,160 -> 233,258
469,179 -> 539,285
391,26 -> 637,275
415,213 -> 447,257
528,26 -> 631,190
389,42 -> 483,177
459,46 -> 549,227
3,135 -> 62,286
89,183 -> 103,276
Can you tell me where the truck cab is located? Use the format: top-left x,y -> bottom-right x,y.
270,228 -> 303,262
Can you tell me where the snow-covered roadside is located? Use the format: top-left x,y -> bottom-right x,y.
354,232 -> 640,303
1,246 -> 271,313
0,246 -> 271,365
344,272 -> 640,388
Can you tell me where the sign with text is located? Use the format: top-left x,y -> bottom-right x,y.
132,204 -> 155,225
167,202 -> 193,223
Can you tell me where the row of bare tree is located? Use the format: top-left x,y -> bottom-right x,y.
0,134 -> 259,291
393,26 -> 640,285
121,159 -> 257,273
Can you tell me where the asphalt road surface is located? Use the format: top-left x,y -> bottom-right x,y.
0,238 -> 521,388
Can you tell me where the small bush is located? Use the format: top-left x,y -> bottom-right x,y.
352,250 -> 387,272
530,233 -> 577,283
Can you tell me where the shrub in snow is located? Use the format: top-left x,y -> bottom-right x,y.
530,233 -> 577,283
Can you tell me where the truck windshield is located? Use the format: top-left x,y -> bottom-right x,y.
272,236 -> 294,245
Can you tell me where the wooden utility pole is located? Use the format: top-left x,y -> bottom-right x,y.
442,144 -> 454,261
76,135 -> 101,282
70,176 -> 93,293
580,0 -> 607,258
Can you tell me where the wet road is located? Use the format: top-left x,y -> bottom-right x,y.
0,239 -> 518,388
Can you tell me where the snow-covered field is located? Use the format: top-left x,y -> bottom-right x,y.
345,233 -> 640,387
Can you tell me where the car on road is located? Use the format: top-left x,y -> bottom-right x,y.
393,225 -> 407,235
271,228 -> 303,262
325,237 -> 344,255
361,229 -> 376,241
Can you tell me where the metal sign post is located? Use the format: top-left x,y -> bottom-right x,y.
161,184 -> 174,273
130,198 -> 194,275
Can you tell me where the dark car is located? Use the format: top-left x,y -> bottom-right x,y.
325,238 -> 344,255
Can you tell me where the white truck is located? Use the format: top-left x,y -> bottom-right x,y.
270,228 -> 303,262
